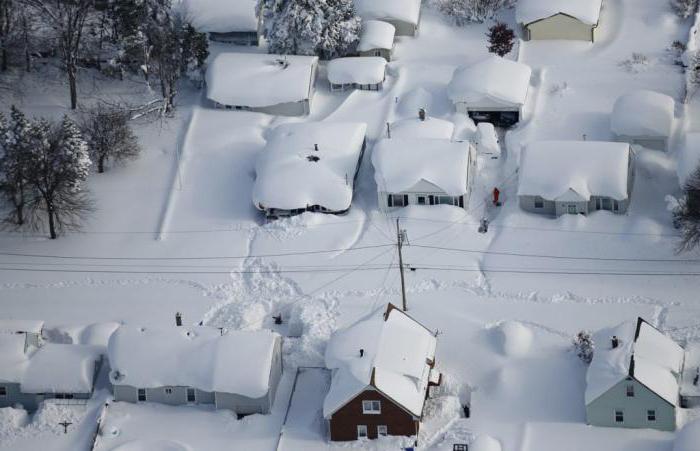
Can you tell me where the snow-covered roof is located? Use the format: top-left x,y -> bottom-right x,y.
182,0 -> 258,33
0,333 -> 29,384
327,57 -> 387,86
108,325 -> 279,397
372,138 -> 472,196
611,90 -> 675,139
516,0 -> 603,26
0,320 -> 44,335
677,133 -> 700,187
253,122 -> 367,212
390,116 -> 455,140
206,53 -> 318,108
448,56 -> 532,107
358,20 -> 396,52
354,0 -> 422,26
517,141 -> 631,201
585,318 -> 684,406
323,304 -> 437,418
21,344 -> 101,394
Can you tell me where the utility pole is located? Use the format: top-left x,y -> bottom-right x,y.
58,421 -> 72,434
396,218 -> 408,311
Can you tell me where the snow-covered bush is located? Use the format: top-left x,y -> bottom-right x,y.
670,0 -> 699,19
436,0 -> 513,25
572,330 -> 595,364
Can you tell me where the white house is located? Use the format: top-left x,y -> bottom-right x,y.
182,0 -> 260,45
447,56 -> 532,128
252,122 -> 367,219
108,325 -> 283,415
586,318 -> 684,432
677,132 -> 700,188
206,53 -> 318,116
327,57 -> 387,92
373,136 -> 476,211
357,20 -> 396,61
516,0 -> 603,42
354,0 -> 422,36
518,141 -> 634,217
611,90 -> 675,151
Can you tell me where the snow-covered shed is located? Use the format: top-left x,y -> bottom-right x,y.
327,57 -> 387,92
182,0 -> 260,45
447,56 -> 532,127
324,304 -> 440,441
677,133 -> 700,188
516,0 -> 603,42
0,319 -> 44,350
252,122 -> 367,219
0,334 -> 103,412
206,53 -> 319,116
388,111 -> 455,140
611,90 -> 675,151
354,0 -> 422,36
357,20 -> 396,61
585,317 -> 684,432
517,141 -> 633,217
372,136 -> 476,212
108,325 -> 283,415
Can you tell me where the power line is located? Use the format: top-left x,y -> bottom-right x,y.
0,266 -> 398,276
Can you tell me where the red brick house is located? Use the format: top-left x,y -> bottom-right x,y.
323,304 -> 441,441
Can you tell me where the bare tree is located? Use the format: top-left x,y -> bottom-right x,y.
487,22 -> 515,57
674,165 -> 700,252
82,104 -> 140,173
0,0 -> 15,71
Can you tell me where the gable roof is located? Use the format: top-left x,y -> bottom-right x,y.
182,0 -> 258,33
252,122 -> 367,212
327,57 -> 387,86
611,90 -> 675,139
108,325 -> 279,398
354,0 -> 422,27
372,138 -> 472,195
390,116 -> 455,141
585,318 -> 684,406
448,56 -> 532,108
358,20 -> 396,52
517,141 -> 631,201
516,0 -> 603,26
323,304 -> 437,418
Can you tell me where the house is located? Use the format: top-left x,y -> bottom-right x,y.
585,317 -> 684,432
327,57 -> 387,92
677,133 -> 700,188
680,342 -> 700,408
387,111 -> 455,141
447,56 -> 532,128
0,319 -> 44,350
0,334 -> 103,412
183,0 -> 260,45
252,122 -> 367,219
611,90 -> 675,151
516,0 -> 603,42
372,134 -> 476,211
206,53 -> 318,116
357,20 -> 396,61
108,325 -> 283,415
517,141 -> 634,216
354,0 -> 422,36
323,304 -> 440,441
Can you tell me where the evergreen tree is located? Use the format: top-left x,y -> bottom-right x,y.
572,330 -> 595,364
0,106 -> 34,226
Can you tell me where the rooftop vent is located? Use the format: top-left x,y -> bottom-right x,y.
611,335 -> 619,349
306,155 -> 320,162
419,108 -> 426,121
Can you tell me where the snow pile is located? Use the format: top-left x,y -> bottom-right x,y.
354,0 -> 422,27
518,141 -> 631,201
677,132 -> 700,187
471,435 -> 502,451
496,321 -> 533,357
398,87 -> 435,116
586,318 -> 684,406
327,57 -> 387,85
475,122 -> 500,156
611,90 -> 675,138
323,305 -> 437,418
516,0 -> 603,25
390,116 -> 455,140
0,334 -> 31,384
373,138 -> 472,195
108,325 -> 279,397
21,344 -> 102,394
448,56 -> 532,107
182,0 -> 258,33
206,53 -> 318,108
358,20 -> 396,52
674,420 -> 700,451
252,122 -> 367,212
0,320 -> 44,335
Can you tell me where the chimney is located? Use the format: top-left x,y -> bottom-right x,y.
314,143 -> 319,151
418,108 -> 426,121
175,312 -> 182,327
611,335 -> 619,349
359,349 -> 364,358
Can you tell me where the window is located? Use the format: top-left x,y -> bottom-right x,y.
534,197 -> 544,209
362,400 -> 381,414
357,425 -> 368,439
55,393 -> 74,399
187,388 -> 196,403
602,198 -> 612,210
377,425 -> 388,436
417,196 -> 426,205
615,410 -> 624,423
137,389 -> 146,402
388,194 -> 407,208
613,200 -> 619,212
437,196 -> 457,206
626,385 -> 634,397
374,50 -> 381,57
164,388 -> 173,395
567,205 -> 578,214
647,410 -> 656,421
0,386 -> 6,396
